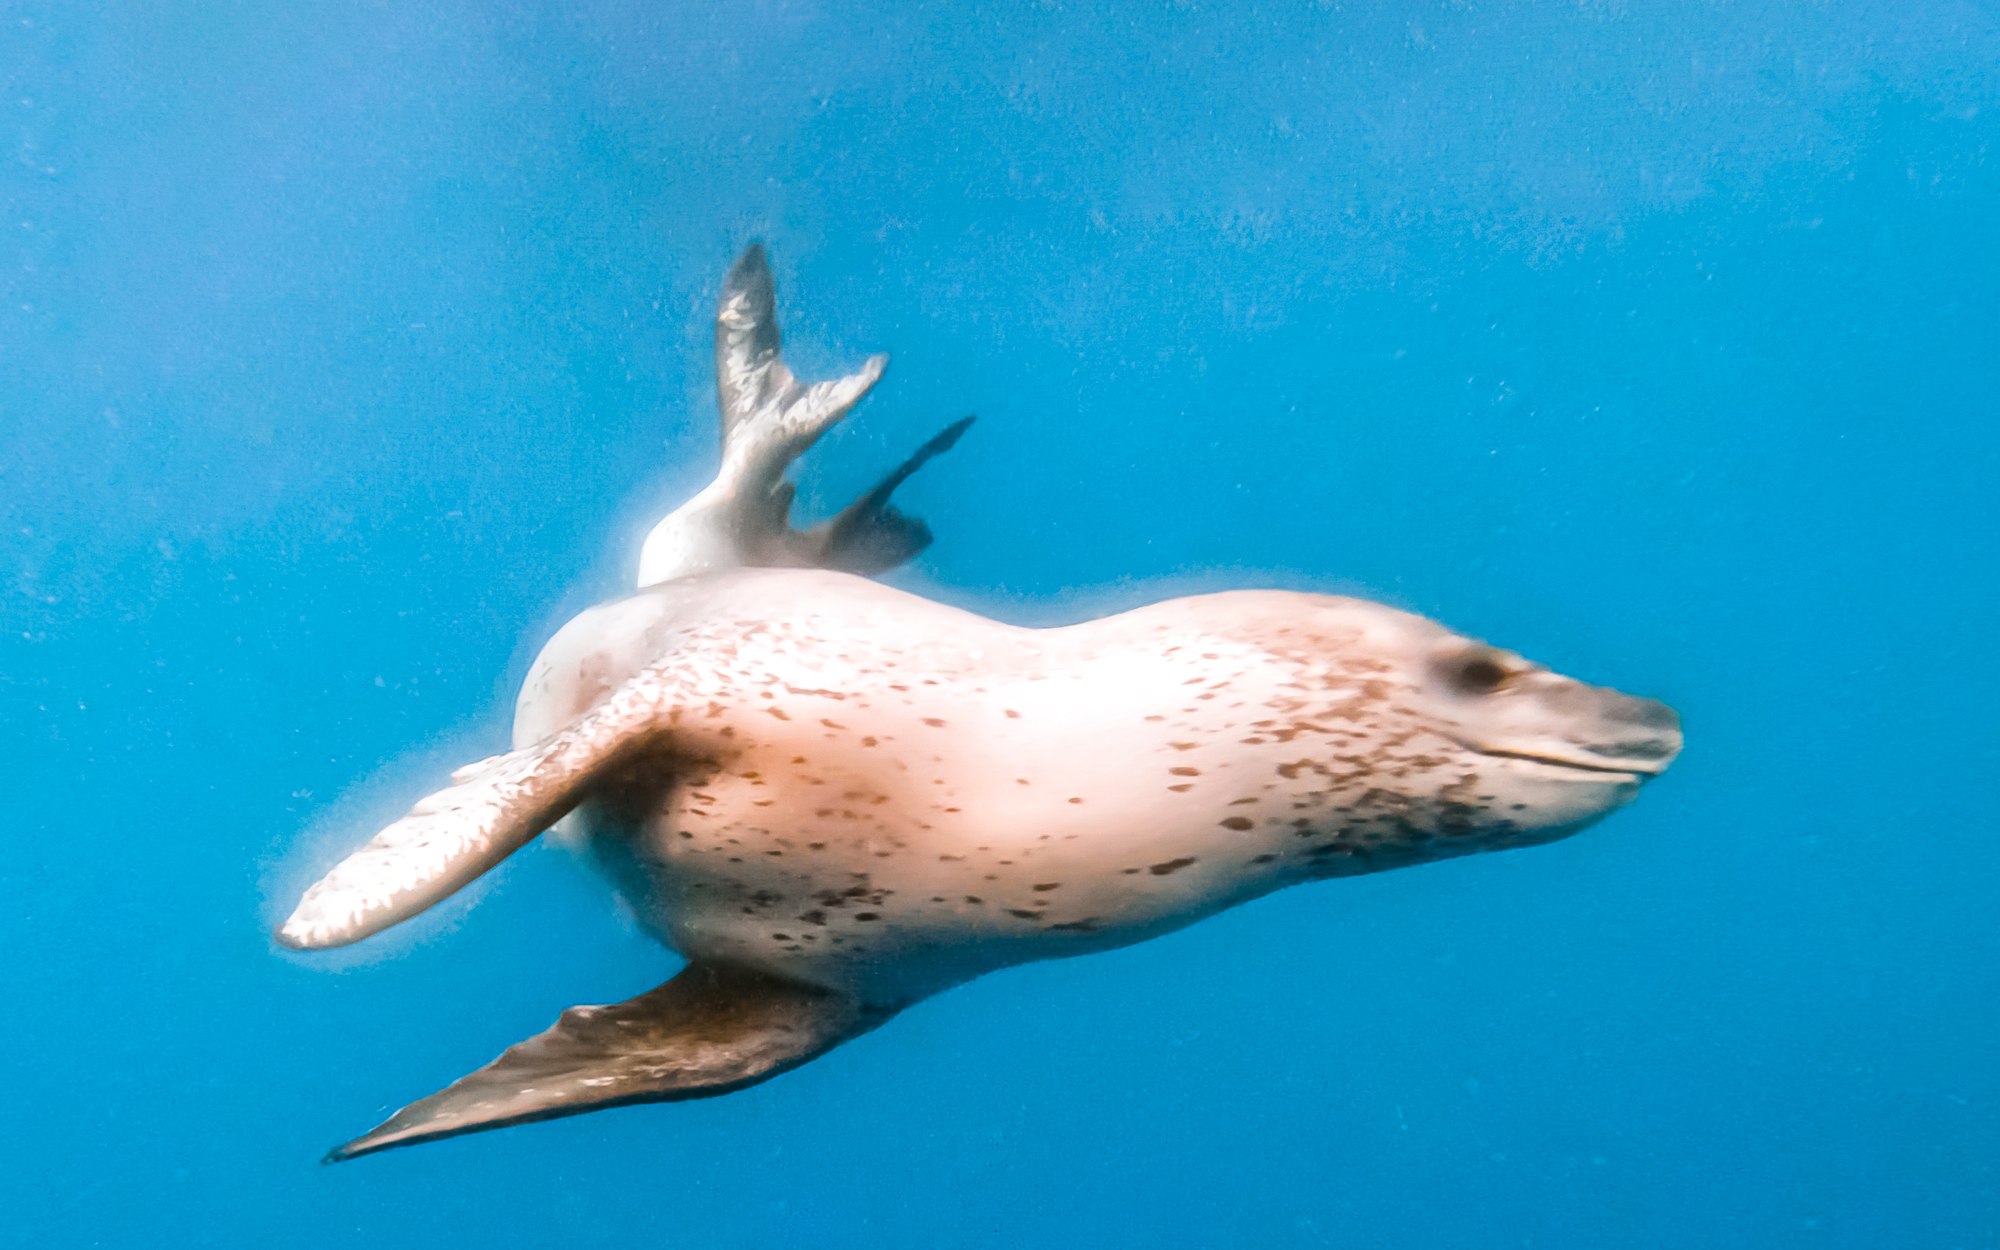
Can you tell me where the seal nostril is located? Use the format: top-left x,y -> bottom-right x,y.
1634,699 -> 1680,732
1604,695 -> 1679,732
1583,695 -> 1682,766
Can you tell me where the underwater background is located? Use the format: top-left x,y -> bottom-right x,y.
5,2 -> 1996,1246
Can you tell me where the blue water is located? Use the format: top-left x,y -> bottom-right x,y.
5,3 -> 1996,1246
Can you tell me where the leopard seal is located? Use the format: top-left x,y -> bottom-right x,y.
278,244 -> 1681,1162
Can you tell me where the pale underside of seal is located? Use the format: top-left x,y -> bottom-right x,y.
279,245 -> 1682,1162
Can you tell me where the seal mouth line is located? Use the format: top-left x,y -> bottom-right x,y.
1470,746 -> 1661,777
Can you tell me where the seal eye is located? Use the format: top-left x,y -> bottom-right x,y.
1452,655 -> 1511,695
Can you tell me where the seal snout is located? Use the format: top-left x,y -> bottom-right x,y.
1582,694 -> 1681,773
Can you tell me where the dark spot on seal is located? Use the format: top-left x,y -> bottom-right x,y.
1169,767 -> 1201,777
855,913 -> 880,922
799,910 -> 827,926
1252,854 -> 1277,863
1150,857 -> 1197,875
1032,883 -> 1061,892
1219,817 -> 1254,831
1170,742 -> 1199,752
820,719 -> 844,729
1008,909 -> 1041,920
771,933 -> 791,941
861,736 -> 877,747
922,718 -> 946,728
1168,784 -> 1194,792
965,896 -> 983,904
1005,709 -> 1021,719
1068,797 -> 1084,804
1050,918 -> 1102,932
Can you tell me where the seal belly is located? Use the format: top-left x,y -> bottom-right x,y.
568,674 -> 1297,1005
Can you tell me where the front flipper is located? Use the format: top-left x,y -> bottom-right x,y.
279,649 -> 726,950
275,745 -> 586,951
325,964 -> 889,1162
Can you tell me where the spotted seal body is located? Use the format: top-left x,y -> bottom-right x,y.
525,568 -> 1669,1008
278,245 -> 1680,1161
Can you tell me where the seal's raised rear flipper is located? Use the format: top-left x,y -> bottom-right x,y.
801,415 -> 975,575
636,244 -> 970,587
712,243 -> 885,460
325,964 -> 888,1162
637,244 -> 886,586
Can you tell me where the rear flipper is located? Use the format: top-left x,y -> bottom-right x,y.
636,244 -> 972,586
796,415 -> 976,575
325,964 -> 891,1162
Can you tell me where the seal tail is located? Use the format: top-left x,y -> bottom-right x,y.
322,964 -> 894,1162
